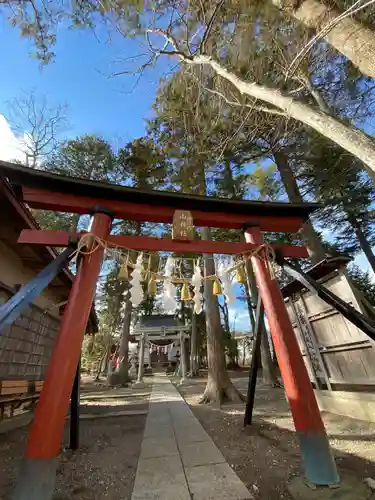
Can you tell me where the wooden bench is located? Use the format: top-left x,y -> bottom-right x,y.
0,380 -> 44,420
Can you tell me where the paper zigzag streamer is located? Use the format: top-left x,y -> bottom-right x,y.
162,256 -> 177,313
130,253 -> 144,307
191,264 -> 203,314
218,262 -> 235,305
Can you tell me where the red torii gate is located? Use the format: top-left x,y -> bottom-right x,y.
0,162 -> 339,499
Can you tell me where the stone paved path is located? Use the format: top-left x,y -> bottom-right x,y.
131,375 -> 252,500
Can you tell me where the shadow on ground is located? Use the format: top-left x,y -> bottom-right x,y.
0,382 -> 152,500
175,371 -> 375,500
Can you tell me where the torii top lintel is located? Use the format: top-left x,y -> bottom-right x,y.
0,161 -> 320,232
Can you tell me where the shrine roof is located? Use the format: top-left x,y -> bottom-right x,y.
281,256 -> 351,298
139,315 -> 182,328
0,161 -> 320,221
0,177 -> 98,333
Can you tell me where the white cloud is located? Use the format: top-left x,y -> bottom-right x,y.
0,114 -> 25,163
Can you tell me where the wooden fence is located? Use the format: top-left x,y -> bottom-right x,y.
285,268 -> 375,391
0,283 -> 60,381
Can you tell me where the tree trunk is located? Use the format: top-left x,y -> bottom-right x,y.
190,311 -> 198,376
117,293 -> 132,383
108,242 -> 139,385
95,353 -> 105,380
200,227 -> 245,404
70,213 -> 81,232
103,346 -> 111,376
221,301 -> 239,368
244,280 -> 256,332
273,150 -> 326,264
224,158 -> 237,197
183,55 -> 375,182
273,0 -> 375,79
243,245 -> 280,386
351,220 -> 375,275
106,292 -> 123,385
180,331 -> 188,382
221,301 -> 230,333
136,334 -> 145,384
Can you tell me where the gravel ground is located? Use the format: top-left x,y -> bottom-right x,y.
175,372 -> 375,500
0,381 -> 150,500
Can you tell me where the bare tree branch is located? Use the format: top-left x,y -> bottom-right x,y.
161,53 -> 375,179
6,91 -> 69,167
295,73 -> 331,114
198,0 -> 225,55
187,73 -> 287,116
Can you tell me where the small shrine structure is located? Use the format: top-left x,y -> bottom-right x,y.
132,314 -> 191,385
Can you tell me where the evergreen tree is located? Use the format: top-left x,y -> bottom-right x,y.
32,209 -> 76,231
118,137 -> 168,189
45,135 -> 117,182
109,137 -> 169,385
150,73 -> 245,403
5,0 -> 375,176
301,142 -> 375,273
34,135 -> 118,230
347,264 -> 375,307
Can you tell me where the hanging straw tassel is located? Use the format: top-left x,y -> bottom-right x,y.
118,262 -> 128,281
235,266 -> 246,284
148,276 -> 157,296
213,279 -> 222,295
181,282 -> 192,301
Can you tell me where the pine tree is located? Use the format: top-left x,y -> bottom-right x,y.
301,142 -> 375,273
109,137 -> 169,385
45,135 -> 117,181
347,265 -> 375,306
37,135 -> 117,230
117,138 -> 168,189
150,73 -> 247,403
6,0 -> 375,176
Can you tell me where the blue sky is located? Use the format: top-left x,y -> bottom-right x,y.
0,20 -> 173,143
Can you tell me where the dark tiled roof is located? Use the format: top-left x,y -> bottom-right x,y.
0,161 -> 320,220
139,315 -> 183,328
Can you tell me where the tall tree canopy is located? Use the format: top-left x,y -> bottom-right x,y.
4,0 -> 375,178
45,135 -> 117,181
300,140 -> 375,272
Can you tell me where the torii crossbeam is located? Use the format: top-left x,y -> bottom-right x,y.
0,161 -> 339,499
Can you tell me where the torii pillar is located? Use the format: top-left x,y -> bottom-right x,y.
244,225 -> 339,486
13,210 -> 112,500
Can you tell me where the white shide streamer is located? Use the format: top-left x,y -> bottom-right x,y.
130,253 -> 144,307
218,262 -> 235,305
191,263 -> 203,314
162,256 -> 177,313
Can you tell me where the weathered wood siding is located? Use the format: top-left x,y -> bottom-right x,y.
286,270 -> 375,390
0,284 -> 60,380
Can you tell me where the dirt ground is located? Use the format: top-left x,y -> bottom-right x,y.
0,378 -> 151,500
3,372 -> 375,499
175,371 -> 375,500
